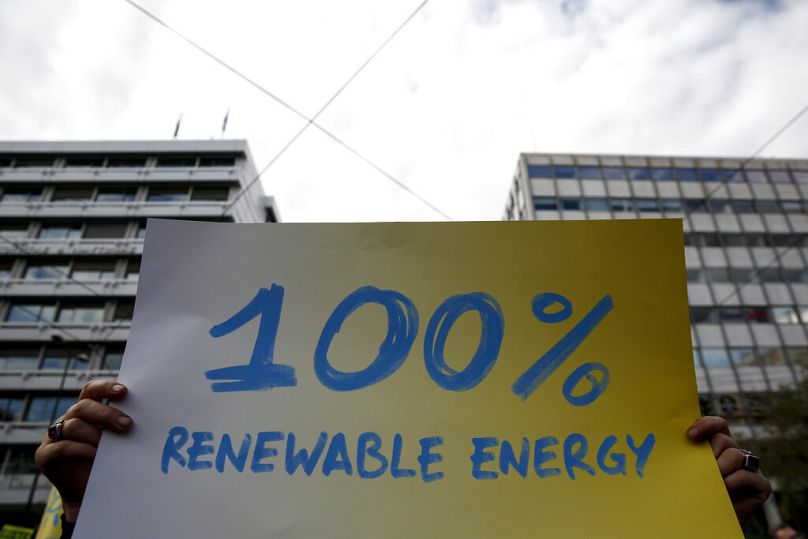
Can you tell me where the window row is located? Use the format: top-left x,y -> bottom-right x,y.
0,445 -> 39,475
0,393 -> 79,423
0,257 -> 139,280
4,299 -> 134,324
526,164 -> 808,184
533,196 -> 807,215
690,306 -> 808,324
694,346 -> 805,368
698,392 -> 776,421
0,220 -> 141,240
686,267 -> 808,285
684,233 -> 807,248
0,343 -> 123,371
0,184 -> 231,203
0,154 -> 236,169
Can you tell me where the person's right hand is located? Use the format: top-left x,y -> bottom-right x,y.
34,380 -> 133,522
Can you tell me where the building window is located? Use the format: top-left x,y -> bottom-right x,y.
768,170 -> 791,183
102,347 -> 125,370
56,302 -> 106,324
106,156 -> 147,168
634,199 -> 659,212
701,348 -> 730,367
38,223 -> 82,240
533,197 -> 558,211
577,167 -> 601,179
706,268 -> 730,282
650,168 -> 673,180
51,187 -> 94,202
24,262 -> 70,280
627,168 -> 650,180
71,260 -> 118,279
699,169 -> 721,182
560,198 -> 581,211
609,199 -> 632,212
0,398 -> 25,421
64,156 -> 104,168
729,200 -> 755,213
686,269 -> 705,283
25,396 -> 73,422
746,170 -> 767,182
0,348 -> 40,370
147,186 -> 189,202
156,156 -> 196,167
0,187 -> 41,202
2,446 -> 38,474
96,188 -> 137,202
0,223 -> 30,239
83,222 -> 129,239
602,167 -> 625,180
526,165 -> 552,178
757,348 -> 786,366
126,259 -> 140,278
5,303 -> 56,323
583,198 -> 609,212
190,186 -> 229,201
553,166 -> 575,179
198,156 -> 236,167
0,259 -> 14,278
674,168 -> 697,181
41,347 -> 89,370
14,157 -> 54,168
659,199 -> 683,212
113,300 -> 135,321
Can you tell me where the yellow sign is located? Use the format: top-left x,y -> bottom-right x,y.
34,488 -> 61,539
76,219 -> 741,538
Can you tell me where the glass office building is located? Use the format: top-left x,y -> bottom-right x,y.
506,153 -> 807,421
0,140 -> 279,527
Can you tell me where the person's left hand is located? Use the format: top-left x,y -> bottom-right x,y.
687,416 -> 771,525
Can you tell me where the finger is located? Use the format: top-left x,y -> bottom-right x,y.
732,497 -> 765,526
687,416 -> 731,442
78,380 -> 127,402
62,399 -> 133,433
61,418 -> 103,447
716,447 -> 744,477
707,433 -> 740,459
35,440 -> 97,471
724,469 -> 771,501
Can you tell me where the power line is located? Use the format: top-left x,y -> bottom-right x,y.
122,0 -> 451,220
692,101 -> 808,213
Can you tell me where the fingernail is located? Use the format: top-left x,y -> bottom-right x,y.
117,416 -> 132,428
112,384 -> 125,394
687,427 -> 699,439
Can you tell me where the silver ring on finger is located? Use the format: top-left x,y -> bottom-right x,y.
740,449 -> 760,472
47,419 -> 66,441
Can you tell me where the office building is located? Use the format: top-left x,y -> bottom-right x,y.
0,140 -> 279,526
505,152 -> 808,529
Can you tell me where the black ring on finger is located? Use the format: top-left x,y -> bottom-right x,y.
740,449 -> 760,472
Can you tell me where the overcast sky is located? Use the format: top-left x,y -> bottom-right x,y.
0,0 -> 806,222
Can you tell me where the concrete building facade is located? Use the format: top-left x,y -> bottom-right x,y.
505,153 -> 808,426
0,140 -> 278,526
505,152 -> 808,530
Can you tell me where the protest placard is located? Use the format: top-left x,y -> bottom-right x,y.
75,219 -> 742,538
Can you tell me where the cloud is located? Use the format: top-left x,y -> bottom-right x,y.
0,0 -> 806,222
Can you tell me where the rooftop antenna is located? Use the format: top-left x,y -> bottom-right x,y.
173,113 -> 183,139
221,108 -> 230,139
